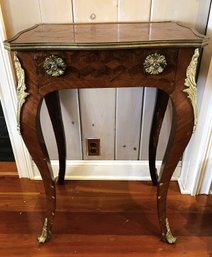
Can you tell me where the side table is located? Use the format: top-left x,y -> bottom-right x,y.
4,21 -> 208,244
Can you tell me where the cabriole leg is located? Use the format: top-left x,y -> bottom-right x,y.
149,89 -> 169,186
45,91 -> 66,185
157,93 -> 194,244
20,95 -> 56,243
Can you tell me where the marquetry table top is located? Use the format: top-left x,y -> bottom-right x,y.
4,21 -> 208,50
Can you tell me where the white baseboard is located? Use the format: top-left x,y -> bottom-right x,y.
33,160 -> 181,181
177,177 -> 192,194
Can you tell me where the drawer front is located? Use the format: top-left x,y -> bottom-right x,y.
31,48 -> 178,92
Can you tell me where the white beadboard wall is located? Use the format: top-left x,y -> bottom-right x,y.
1,0 -> 210,168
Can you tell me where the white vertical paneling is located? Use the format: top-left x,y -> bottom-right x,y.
157,100 -> 172,159
38,91 -> 82,160
72,0 -> 118,22
195,0 -> 211,34
116,0 -> 150,160
149,0 -> 210,163
151,0 -> 200,26
196,1 -> 212,106
39,0 -> 73,22
73,0 -> 118,160
40,102 -> 58,159
37,0 -> 78,160
139,88 -> 172,161
38,1 -> 78,159
118,0 -> 151,21
59,90 -> 82,159
1,0 -> 41,36
145,0 -> 201,162
116,88 -> 143,160
79,89 -> 115,160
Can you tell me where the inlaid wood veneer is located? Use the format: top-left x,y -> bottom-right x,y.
4,21 -> 208,244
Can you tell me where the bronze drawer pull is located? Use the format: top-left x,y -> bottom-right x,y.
43,55 -> 66,77
144,53 -> 167,75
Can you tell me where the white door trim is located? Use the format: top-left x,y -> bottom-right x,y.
178,5 -> 212,195
179,58 -> 212,195
0,6 -> 34,178
196,128 -> 212,194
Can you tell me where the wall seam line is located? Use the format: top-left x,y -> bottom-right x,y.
71,0 -> 75,23
37,0 -> 43,23
149,0 -> 153,22
138,88 -> 145,160
114,88 -> 118,160
77,89 -> 84,160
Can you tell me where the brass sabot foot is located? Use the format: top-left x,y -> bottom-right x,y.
37,218 -> 51,244
162,218 -> 177,244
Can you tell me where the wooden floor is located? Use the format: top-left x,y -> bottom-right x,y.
0,175 -> 211,257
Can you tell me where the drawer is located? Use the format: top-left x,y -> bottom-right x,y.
22,48 -> 179,91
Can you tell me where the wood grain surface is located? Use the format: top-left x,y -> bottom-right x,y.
4,22 -> 207,50
3,21 -> 207,244
0,176 -> 211,257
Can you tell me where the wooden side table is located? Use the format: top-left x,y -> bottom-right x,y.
4,21 -> 208,244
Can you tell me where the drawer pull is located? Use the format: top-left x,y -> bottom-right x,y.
43,55 -> 66,77
144,53 -> 167,75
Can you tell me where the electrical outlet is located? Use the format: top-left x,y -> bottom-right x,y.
86,138 -> 100,156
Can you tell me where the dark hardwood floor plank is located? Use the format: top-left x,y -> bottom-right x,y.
0,176 -> 211,257
0,162 -> 17,175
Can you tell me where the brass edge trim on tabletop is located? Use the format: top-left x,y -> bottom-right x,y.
183,48 -> 199,131
14,54 -> 30,133
176,21 -> 209,40
4,24 -> 39,44
4,21 -> 208,51
4,40 -> 207,51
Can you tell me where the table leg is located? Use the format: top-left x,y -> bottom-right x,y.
157,91 -> 194,244
149,89 -> 169,186
20,95 -> 56,243
45,91 -> 66,184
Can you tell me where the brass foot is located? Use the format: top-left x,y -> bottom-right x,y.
37,218 -> 51,243
162,218 -> 177,244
